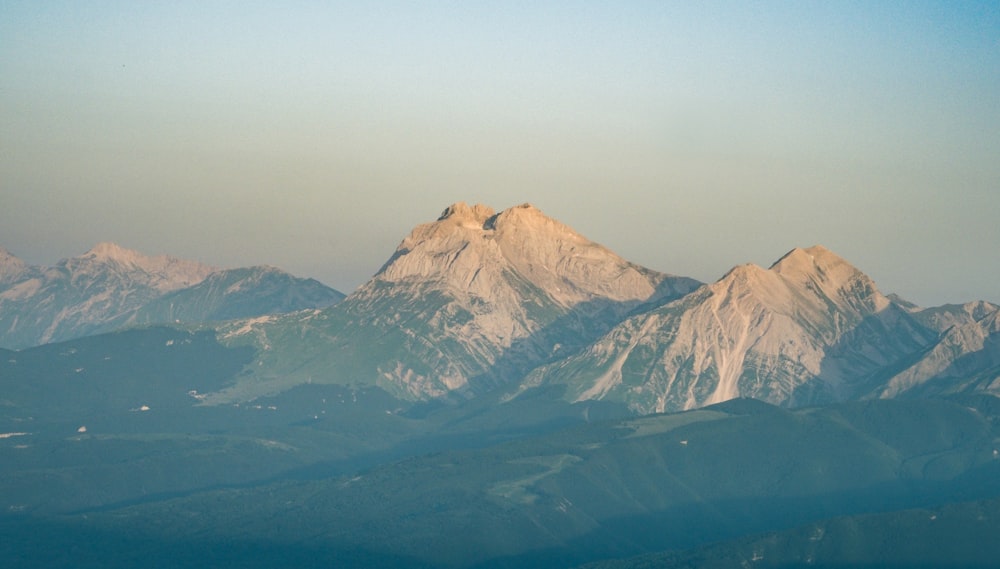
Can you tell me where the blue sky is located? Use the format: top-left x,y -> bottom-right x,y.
2,1 -> 998,305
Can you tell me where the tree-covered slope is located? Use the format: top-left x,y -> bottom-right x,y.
19,395 -> 996,569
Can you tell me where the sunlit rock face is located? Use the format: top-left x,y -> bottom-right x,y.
214,202 -> 701,402
377,202 -> 683,306
517,245 -> 946,414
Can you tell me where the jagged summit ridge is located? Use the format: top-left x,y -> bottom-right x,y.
769,244 -> 841,271
770,245 -> 876,296
435,202 -> 550,228
709,245 -> 888,327
437,201 -> 496,225
85,241 -> 142,261
721,245 -> 863,288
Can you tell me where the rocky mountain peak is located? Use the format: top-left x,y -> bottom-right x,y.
83,242 -> 147,265
909,300 -> 1000,334
0,247 -> 26,269
75,242 -> 216,288
432,202 -> 557,233
963,300 -> 999,322
705,246 -> 891,342
489,202 -> 543,223
711,246 -> 865,300
0,247 -> 19,262
526,244 -> 940,415
377,203 -> 692,307
437,202 -> 496,226
223,202 -> 700,402
770,245 -> 851,278
717,262 -> 771,283
0,248 -> 33,285
768,245 -> 886,308
489,203 -> 582,240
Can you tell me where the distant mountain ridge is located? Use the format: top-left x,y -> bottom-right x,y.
0,243 -> 344,349
128,265 -> 344,325
3,203 -> 998,413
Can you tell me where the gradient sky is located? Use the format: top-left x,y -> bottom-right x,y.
2,1 -> 998,306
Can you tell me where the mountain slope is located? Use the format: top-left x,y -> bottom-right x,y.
127,265 -> 344,324
514,246 -> 939,414
34,395 -> 1000,569
0,243 -> 216,348
579,496 -> 1000,569
880,303 -> 1000,399
211,203 -> 701,402
0,325 -> 431,517
0,244 -> 344,349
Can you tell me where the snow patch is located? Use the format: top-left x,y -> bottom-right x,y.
221,315 -> 277,339
0,432 -> 29,439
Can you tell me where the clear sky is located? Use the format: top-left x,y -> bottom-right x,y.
2,1 -> 998,306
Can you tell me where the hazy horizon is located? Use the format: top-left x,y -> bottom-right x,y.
2,2 -> 998,307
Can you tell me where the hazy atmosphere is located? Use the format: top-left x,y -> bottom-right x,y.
2,1 -> 998,307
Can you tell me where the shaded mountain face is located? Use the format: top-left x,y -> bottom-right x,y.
212,202 -> 701,403
880,302 -> 1000,399
513,246 -> 945,414
0,244 -> 343,349
127,266 -> 344,325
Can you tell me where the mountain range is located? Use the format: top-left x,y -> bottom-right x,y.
208,202 -> 700,403
0,242 -> 344,350
2,201 -> 1000,568
514,245 -> 1000,413
195,203 -> 999,413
